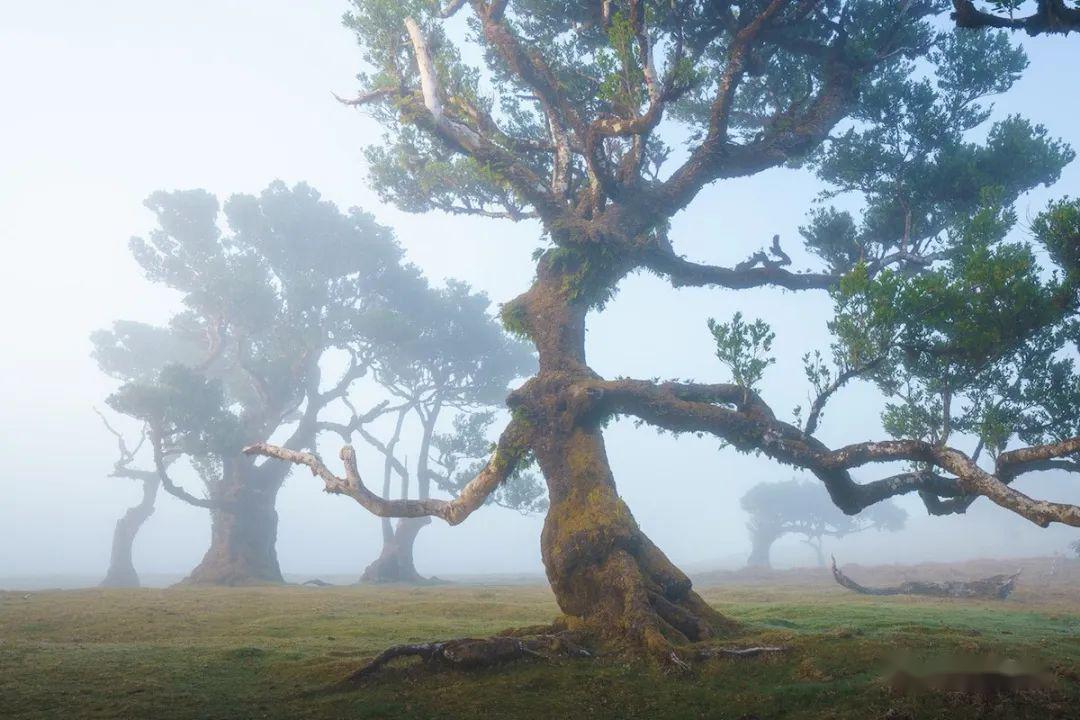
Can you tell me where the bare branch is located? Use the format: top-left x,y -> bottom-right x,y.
94,408 -> 157,482
243,419 -> 530,525
148,425 -> 217,509
804,356 -> 887,436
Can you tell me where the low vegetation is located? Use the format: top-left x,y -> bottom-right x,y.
3,563 -> 1077,719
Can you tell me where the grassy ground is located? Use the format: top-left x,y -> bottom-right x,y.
1,561 -> 1078,719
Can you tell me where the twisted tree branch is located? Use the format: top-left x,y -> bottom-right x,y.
244,419 -> 530,525
592,377 -> 1080,527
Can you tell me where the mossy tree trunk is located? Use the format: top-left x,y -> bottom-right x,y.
101,474 -> 159,588
184,459 -> 283,586
507,248 -> 735,657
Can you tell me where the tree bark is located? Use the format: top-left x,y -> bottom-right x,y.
101,474 -> 159,588
508,251 -> 736,659
531,422 -> 734,656
183,459 -> 283,586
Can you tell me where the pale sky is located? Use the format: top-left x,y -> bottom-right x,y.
2,2 -> 1078,584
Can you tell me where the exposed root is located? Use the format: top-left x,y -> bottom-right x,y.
346,633 -> 591,682
831,556 -> 1021,600
696,645 -> 790,660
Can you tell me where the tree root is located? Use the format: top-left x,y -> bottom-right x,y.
831,556 -> 1020,600
696,645 -> 790,660
345,633 -> 591,682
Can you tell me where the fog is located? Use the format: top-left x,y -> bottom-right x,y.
2,1 -> 1078,587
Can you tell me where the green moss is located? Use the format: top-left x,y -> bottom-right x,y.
499,300 -> 532,340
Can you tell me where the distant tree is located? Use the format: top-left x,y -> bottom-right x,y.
952,1 -> 1080,35
1071,539 -> 1080,558
95,411 -> 162,588
741,480 -> 906,569
94,182 -> 411,585
321,280 -> 542,583
249,2 -> 1080,662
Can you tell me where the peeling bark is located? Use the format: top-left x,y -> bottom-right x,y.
830,557 -> 1020,600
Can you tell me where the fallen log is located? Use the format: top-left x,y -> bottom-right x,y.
830,557 -> 1020,600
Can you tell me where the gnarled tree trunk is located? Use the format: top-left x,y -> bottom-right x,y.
184,459 -> 283,585
532,423 -> 733,655
508,250 -> 735,658
101,474 -> 159,588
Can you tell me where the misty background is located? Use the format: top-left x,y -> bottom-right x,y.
2,1 -> 1078,585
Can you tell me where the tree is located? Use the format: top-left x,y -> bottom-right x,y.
952,1 -> 1080,35
741,480 -> 906,569
96,410 -> 162,588
250,2 -> 1080,661
94,181 -> 412,585
322,280 -> 542,583
1071,539 -> 1080,558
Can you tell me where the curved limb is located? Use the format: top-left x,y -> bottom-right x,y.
243,419 -> 529,526
593,377 -> 1080,528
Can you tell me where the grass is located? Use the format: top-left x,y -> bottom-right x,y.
1,580 -> 1077,719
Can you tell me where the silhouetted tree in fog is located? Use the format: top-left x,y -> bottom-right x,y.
741,480 -> 906,569
321,280 -> 543,583
249,2 -> 1080,662
94,181 -> 413,585
95,412 -> 162,587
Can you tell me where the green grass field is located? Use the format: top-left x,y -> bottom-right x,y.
2,566 -> 1078,719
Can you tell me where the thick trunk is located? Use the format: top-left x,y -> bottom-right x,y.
101,475 -> 159,588
533,423 -> 735,656
507,248 -> 734,658
746,526 -> 779,569
360,517 -> 431,583
184,461 -> 282,586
